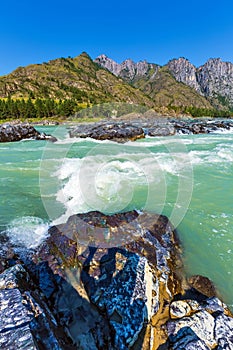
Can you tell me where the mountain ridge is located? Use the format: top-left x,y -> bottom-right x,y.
96,54 -> 233,110
0,52 -> 232,118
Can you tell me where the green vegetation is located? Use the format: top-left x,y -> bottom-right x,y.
168,105 -> 233,118
0,98 -> 84,121
133,66 -> 214,110
0,53 -> 153,108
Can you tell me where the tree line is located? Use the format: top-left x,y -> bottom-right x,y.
0,98 -> 84,120
1,97 -> 232,120
169,105 -> 233,118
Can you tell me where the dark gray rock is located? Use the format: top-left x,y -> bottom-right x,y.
174,119 -> 233,135
33,211 -> 182,349
148,124 -> 176,136
0,123 -> 57,142
69,121 -> 144,142
0,265 -> 70,350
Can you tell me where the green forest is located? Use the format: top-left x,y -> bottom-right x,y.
0,97 -> 232,121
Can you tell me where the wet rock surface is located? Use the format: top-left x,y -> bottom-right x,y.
167,297 -> 233,349
173,119 -> 233,135
0,211 -> 233,349
0,264 -> 69,350
69,118 -> 233,142
0,123 -> 57,142
69,121 -> 145,142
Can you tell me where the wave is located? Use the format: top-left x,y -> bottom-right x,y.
50,149 -> 193,224
5,216 -> 49,249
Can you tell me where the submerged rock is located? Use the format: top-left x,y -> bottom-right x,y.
0,123 -> 57,142
188,275 -> 217,298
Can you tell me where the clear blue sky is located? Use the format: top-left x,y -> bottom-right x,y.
1,0 -> 233,75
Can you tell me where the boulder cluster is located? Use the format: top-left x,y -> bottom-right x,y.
0,211 -> 232,349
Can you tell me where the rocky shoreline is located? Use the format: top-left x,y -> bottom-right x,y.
1,211 -> 233,349
69,118 -> 233,142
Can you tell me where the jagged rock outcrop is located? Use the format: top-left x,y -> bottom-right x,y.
168,58 -> 202,94
32,210 -> 183,349
97,54 -> 233,110
0,123 -> 57,142
95,55 -> 214,109
94,54 -> 122,76
197,58 -> 233,106
168,57 -> 233,108
95,54 -> 158,82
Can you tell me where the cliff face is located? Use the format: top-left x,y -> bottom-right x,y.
168,57 -> 233,108
167,57 -> 202,94
197,58 -> 233,106
95,55 -> 213,109
96,54 -> 233,110
95,54 -> 158,83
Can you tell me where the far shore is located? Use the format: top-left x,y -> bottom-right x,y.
1,114 -> 233,127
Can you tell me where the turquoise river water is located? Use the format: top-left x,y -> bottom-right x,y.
0,125 -> 232,308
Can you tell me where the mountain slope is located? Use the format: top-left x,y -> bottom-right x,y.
1,52 -> 232,114
0,53 -> 153,107
168,57 -> 233,109
95,55 -> 213,109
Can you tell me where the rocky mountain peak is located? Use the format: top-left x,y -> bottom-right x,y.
94,54 -> 121,76
168,57 -> 202,94
197,58 -> 233,105
95,55 -> 157,82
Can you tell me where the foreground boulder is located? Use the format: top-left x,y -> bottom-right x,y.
0,123 -> 57,142
0,264 -> 71,349
1,210 -> 233,349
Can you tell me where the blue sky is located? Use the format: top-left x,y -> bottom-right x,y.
1,0 -> 233,75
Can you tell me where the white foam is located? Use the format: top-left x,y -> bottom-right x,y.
51,148 -> 193,224
6,216 -> 49,249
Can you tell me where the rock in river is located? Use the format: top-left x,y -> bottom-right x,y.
69,121 -> 144,142
0,123 -> 57,142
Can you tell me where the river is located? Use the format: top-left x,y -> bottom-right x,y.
0,124 -> 232,308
